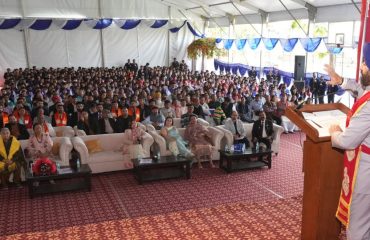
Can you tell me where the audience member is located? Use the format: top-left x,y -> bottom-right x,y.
224,111 -> 250,149
184,114 -> 214,168
252,111 -> 274,150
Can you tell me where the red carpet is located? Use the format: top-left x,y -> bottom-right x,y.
4,196 -> 303,240
0,133 -> 306,238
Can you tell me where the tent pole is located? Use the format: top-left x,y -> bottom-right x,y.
20,0 -> 30,68
168,6 -> 171,67
98,0 -> 105,67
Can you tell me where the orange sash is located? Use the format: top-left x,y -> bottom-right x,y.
111,107 -> 123,117
336,91 -> 370,227
2,112 -> 8,127
54,112 -> 67,126
43,123 -> 49,133
128,107 -> 140,122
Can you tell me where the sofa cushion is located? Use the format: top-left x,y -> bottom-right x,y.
85,139 -> 103,153
89,151 -> 123,163
51,142 -> 60,156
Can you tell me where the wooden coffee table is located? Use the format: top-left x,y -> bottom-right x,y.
219,148 -> 272,173
133,155 -> 192,184
26,164 -> 92,198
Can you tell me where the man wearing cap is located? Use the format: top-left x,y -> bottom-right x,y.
143,106 -> 165,130
325,42 -> 370,239
181,104 -> 196,128
51,102 -> 68,127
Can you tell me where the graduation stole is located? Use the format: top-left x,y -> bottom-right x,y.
0,136 -> 20,161
54,112 -> 67,126
336,91 -> 370,227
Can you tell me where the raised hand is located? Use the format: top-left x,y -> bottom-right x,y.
324,64 -> 343,86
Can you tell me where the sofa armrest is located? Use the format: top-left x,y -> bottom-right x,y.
216,126 -> 233,147
197,118 -> 210,127
71,137 -> 89,164
141,132 -> 154,157
145,124 -> 156,132
148,131 -> 167,155
59,137 -> 73,166
271,124 -> 284,154
207,126 -> 224,150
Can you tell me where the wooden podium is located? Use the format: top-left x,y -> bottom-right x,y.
285,103 -> 349,240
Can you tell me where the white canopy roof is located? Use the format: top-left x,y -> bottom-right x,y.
0,0 -> 361,25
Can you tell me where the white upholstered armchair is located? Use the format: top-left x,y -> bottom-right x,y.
217,122 -> 284,156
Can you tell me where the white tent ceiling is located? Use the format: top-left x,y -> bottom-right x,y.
0,0 -> 361,25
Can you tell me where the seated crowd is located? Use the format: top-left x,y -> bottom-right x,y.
0,59 -> 315,188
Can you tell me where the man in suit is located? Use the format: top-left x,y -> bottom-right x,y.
5,114 -> 29,140
224,111 -> 250,149
68,101 -> 84,127
98,109 -> 118,134
252,111 -> 274,150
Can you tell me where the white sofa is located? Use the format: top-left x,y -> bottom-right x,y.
217,122 -> 284,156
145,118 -> 209,132
28,126 -> 75,138
20,136 -> 73,166
148,126 -> 224,160
71,132 -> 154,173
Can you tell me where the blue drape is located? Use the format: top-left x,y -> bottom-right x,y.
93,19 -> 112,29
248,38 -> 261,50
215,38 -> 222,44
120,20 -> 141,30
300,38 -> 322,52
0,19 -> 21,29
279,38 -> 298,52
235,39 -> 247,50
187,22 -> 204,38
62,20 -> 82,30
262,38 -> 278,50
238,64 -> 248,76
169,21 -> 186,33
231,64 -> 238,74
223,39 -> 234,50
219,64 -> 225,72
214,60 -> 219,70
151,20 -> 168,28
30,19 -> 52,30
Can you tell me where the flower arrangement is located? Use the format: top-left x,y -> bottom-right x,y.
187,38 -> 226,60
32,157 -> 57,176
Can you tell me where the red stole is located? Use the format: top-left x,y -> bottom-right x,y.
336,91 -> 370,227
54,112 -> 67,126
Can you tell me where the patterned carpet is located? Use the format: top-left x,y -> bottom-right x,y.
1,133 -> 310,239
4,196 -> 303,240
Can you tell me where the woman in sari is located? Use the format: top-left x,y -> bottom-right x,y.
26,123 -> 53,159
122,119 -> 146,168
184,114 -> 214,168
160,117 -> 193,158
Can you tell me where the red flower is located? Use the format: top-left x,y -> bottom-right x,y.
32,157 -> 57,176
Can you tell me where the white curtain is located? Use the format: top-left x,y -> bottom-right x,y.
137,24 -> 168,66
0,24 -> 193,74
103,24 -> 139,67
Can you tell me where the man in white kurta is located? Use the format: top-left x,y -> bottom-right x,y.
326,61 -> 370,240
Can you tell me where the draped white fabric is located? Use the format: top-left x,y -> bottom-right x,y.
103,25 -> 139,67
0,23 -> 193,74
137,24 -> 168,66
0,29 -> 27,71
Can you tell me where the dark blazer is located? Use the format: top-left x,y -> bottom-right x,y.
252,119 -> 274,140
5,123 -> 30,140
98,118 -> 118,134
115,115 -> 131,133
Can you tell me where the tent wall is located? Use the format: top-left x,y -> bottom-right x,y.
0,25 -> 193,74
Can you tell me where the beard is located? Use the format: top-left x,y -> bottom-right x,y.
360,70 -> 370,87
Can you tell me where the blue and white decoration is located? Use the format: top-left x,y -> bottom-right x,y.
214,59 -> 347,95
215,37 -> 345,54
0,18 -> 199,34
